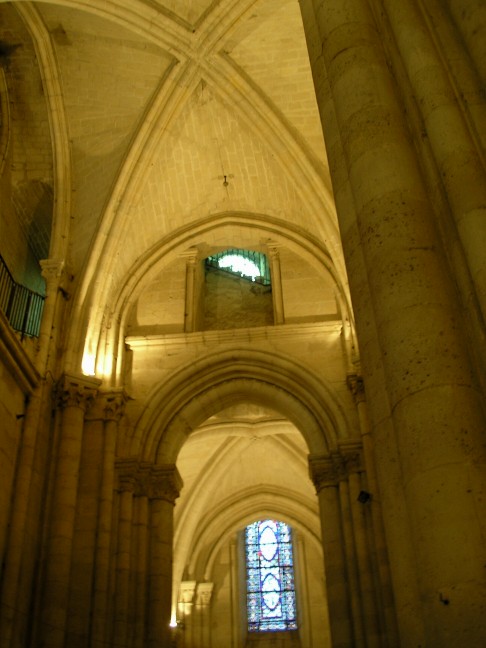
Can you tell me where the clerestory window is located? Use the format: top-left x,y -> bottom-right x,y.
206,249 -> 271,285
245,519 -> 298,632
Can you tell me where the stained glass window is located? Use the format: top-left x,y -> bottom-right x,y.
245,520 -> 297,632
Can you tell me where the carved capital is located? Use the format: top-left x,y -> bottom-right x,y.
266,242 -> 280,261
179,581 -> 197,604
40,258 -> 65,284
114,461 -> 183,501
56,373 -> 101,412
196,582 -> 214,606
180,247 -> 198,266
147,465 -> 183,503
87,389 -> 128,422
116,459 -> 144,494
339,442 -> 364,475
346,373 -> 366,404
40,259 -> 71,299
309,444 -> 364,491
309,454 -> 345,490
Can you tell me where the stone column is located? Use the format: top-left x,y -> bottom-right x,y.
90,390 -> 127,647
65,396 -> 105,648
302,1 -> 486,644
309,455 -> 353,648
182,247 -> 199,333
445,0 -> 486,84
229,539 -> 241,648
37,259 -> 66,372
39,373 -> 100,648
147,465 -> 183,648
133,493 -> 149,648
267,244 -> 285,324
179,581 -> 197,648
347,375 -> 398,647
342,443 -> 382,648
338,475 -> 365,647
0,261 -> 65,648
378,0 -> 486,326
113,460 -> 138,647
195,582 -> 214,648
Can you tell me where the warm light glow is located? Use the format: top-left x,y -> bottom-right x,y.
218,254 -> 260,280
169,612 -> 177,628
81,351 -> 96,376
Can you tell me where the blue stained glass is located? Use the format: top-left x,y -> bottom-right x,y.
245,520 -> 297,632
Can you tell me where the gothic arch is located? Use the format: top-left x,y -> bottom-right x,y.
186,487 -> 322,583
84,211 -> 354,381
129,348 -> 351,463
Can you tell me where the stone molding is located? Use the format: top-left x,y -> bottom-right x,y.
309,443 -> 364,491
116,460 -> 183,502
180,246 -> 198,264
55,373 -> 101,412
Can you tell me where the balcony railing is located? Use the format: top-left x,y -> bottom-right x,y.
0,254 -> 45,338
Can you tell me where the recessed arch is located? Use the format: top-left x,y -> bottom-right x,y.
128,347 -> 351,463
82,211 -> 354,382
187,487 -> 322,583
172,431 -> 314,588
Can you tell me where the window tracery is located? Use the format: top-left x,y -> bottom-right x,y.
245,519 -> 297,632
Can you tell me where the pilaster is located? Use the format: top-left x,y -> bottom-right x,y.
195,582 -> 214,648
182,247 -> 199,333
267,243 -> 285,325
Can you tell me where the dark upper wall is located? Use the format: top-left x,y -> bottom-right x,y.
0,3 -> 53,294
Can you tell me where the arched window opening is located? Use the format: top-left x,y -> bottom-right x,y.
203,249 -> 274,330
245,519 -> 298,632
206,249 -> 271,285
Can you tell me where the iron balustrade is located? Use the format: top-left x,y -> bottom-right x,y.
0,254 -> 45,338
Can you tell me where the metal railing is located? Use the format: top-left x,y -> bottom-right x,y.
0,254 -> 45,338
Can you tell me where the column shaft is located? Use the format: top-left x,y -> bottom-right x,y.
39,375 -> 99,648
339,480 -> 365,647
196,583 -> 214,648
183,248 -> 199,333
267,245 -> 285,324
91,417 -> 117,646
378,0 -> 486,324
0,262 -> 65,648
147,466 -> 182,648
66,416 -> 104,647
114,488 -> 134,647
445,0 -> 486,84
133,495 -> 149,648
303,0 -> 486,644
348,377 -> 399,646
314,475 -> 353,648
348,471 -> 381,648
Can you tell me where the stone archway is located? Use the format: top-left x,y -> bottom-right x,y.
110,348 -> 376,647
